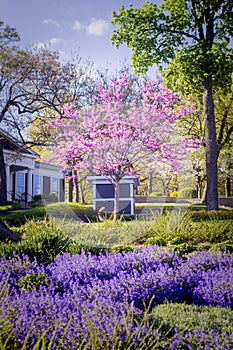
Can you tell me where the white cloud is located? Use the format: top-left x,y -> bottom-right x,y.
42,19 -> 60,28
49,37 -> 64,45
86,18 -> 109,36
72,20 -> 82,31
34,38 -> 64,50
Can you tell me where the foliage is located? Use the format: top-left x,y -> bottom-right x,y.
0,19 -> 99,204
188,209 -> 233,221
0,207 -> 46,227
112,1 -> 233,88
141,211 -> 233,255
46,202 -> 98,222
112,0 -> 233,211
177,187 -> 197,198
148,192 -> 163,196
0,248 -> 233,348
151,302 -> 233,339
0,203 -> 98,227
169,191 -> 178,198
0,219 -> 71,264
0,202 -> 21,212
33,194 -> 58,203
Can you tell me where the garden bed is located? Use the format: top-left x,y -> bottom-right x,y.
1,247 -> 233,349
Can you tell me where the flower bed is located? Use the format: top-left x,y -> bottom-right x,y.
1,247 -> 233,349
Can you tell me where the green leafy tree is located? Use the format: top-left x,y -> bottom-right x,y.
112,0 -> 233,210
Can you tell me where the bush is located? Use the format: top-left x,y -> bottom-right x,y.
210,242 -> 233,254
68,241 -> 108,256
110,244 -> 136,253
0,207 -> 46,227
169,242 -> 197,256
0,202 -> 21,212
149,192 -> 163,196
151,303 -> 233,337
188,209 -> 233,221
46,203 -> 98,222
170,191 -> 178,197
0,219 -> 71,264
33,193 -> 58,203
177,187 -> 197,198
144,236 -> 167,246
139,211 -> 233,254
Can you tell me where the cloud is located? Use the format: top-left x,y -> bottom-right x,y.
34,38 -> 64,50
42,19 -> 60,28
72,20 -> 82,31
49,37 -> 64,45
86,18 -> 109,36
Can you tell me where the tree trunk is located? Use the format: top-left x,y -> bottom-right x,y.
195,175 -> 202,200
202,77 -> 218,210
79,180 -> 85,203
0,218 -> 21,242
114,180 -> 120,220
0,140 -> 7,204
225,175 -> 231,198
73,170 -> 79,202
68,172 -> 73,202
148,171 -> 153,195
200,183 -> 207,204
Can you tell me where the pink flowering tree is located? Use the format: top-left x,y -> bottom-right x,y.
50,73 -> 200,219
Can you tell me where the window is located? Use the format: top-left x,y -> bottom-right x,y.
51,178 -> 59,196
15,172 -> 25,198
33,175 -> 42,195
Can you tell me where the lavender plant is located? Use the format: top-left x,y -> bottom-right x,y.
0,247 -> 232,349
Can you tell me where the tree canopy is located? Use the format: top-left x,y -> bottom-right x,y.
0,21 -> 98,204
49,74 -> 200,218
112,0 -> 233,210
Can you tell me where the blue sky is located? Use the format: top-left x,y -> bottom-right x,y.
0,0 -> 156,73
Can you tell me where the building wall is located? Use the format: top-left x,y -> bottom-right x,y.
4,149 -> 65,202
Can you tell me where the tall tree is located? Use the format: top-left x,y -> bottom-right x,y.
50,74 -> 200,219
0,21 -> 98,204
112,0 -> 233,210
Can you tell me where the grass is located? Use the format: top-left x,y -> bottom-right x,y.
1,201 -> 233,256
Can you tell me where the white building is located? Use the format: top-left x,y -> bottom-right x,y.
1,129 -> 65,203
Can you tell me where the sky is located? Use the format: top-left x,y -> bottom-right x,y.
0,0 -> 157,73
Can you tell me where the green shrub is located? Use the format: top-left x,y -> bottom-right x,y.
210,242 -> 233,254
140,211 -> 233,252
188,209 -> 233,221
144,236 -> 167,246
170,191 -> 178,198
177,187 -> 197,198
33,193 -> 58,203
110,244 -> 136,253
197,243 -> 212,251
46,203 -> 98,222
149,192 -> 163,196
151,303 -> 233,337
16,272 -> 49,291
169,242 -> 197,256
0,219 -> 71,263
68,241 -> 108,256
1,207 -> 46,227
0,202 -> 21,212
